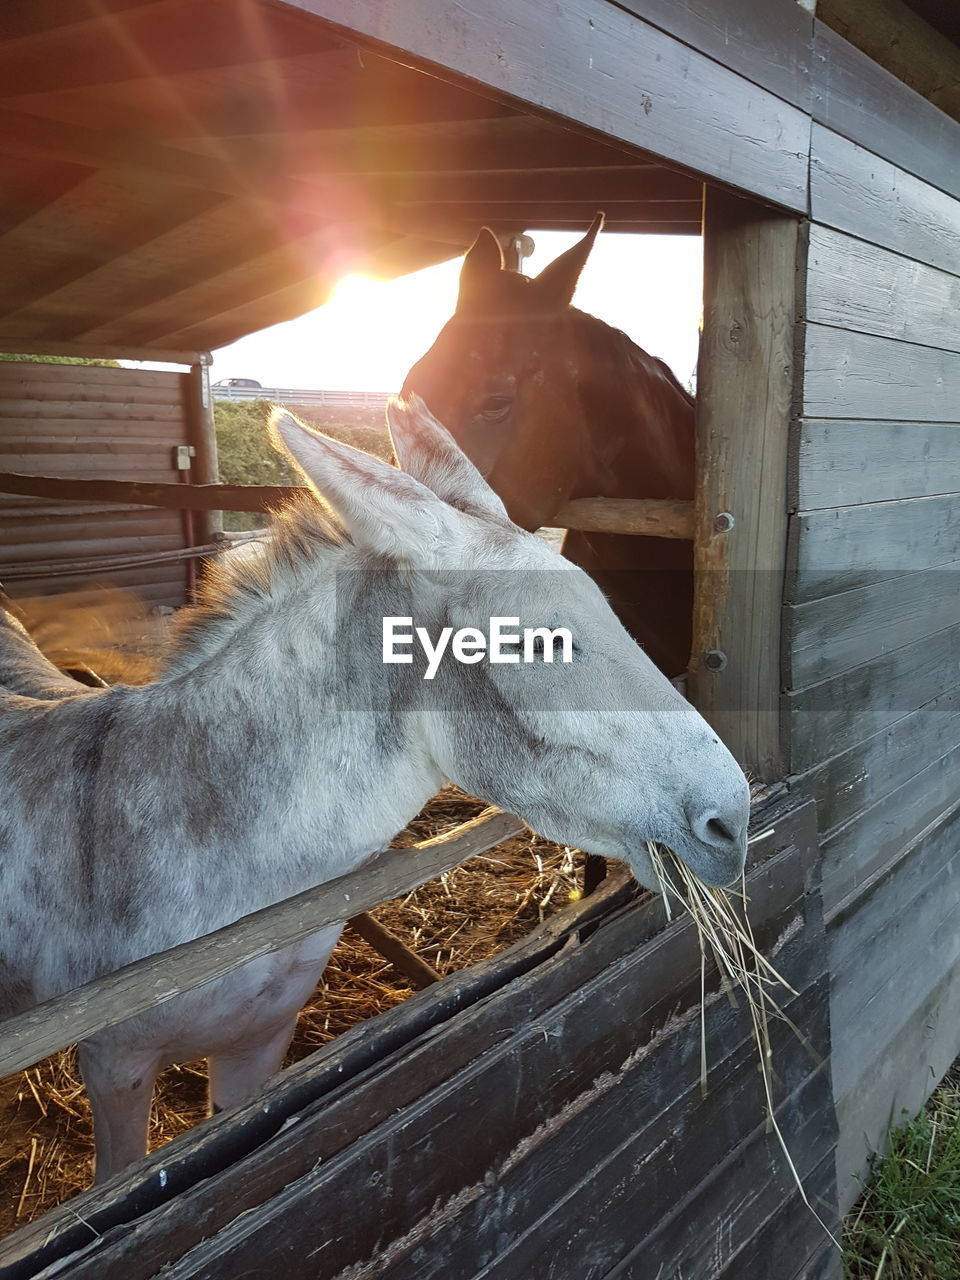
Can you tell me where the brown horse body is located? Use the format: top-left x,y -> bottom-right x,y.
403,217 -> 695,676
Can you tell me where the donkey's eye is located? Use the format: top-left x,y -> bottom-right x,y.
528,633 -> 578,659
476,395 -> 513,423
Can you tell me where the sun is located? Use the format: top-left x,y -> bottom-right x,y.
296,262 -> 462,392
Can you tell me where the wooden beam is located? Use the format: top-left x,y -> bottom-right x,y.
185,362 -> 221,544
553,497 -> 694,539
273,0 -> 810,212
392,201 -> 704,227
0,186 -> 228,323
185,116 -> 651,177
127,234 -> 459,349
0,0 -> 331,99
689,191 -> 800,779
818,0 -> 960,121
0,338 -> 204,364
56,219 -> 400,345
0,472 -> 297,513
360,166 -> 701,205
0,810 -> 524,1077
346,913 -> 440,988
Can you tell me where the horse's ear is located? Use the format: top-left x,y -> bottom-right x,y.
534,212 -> 604,309
387,395 -> 509,520
271,408 -> 459,558
456,227 -> 504,313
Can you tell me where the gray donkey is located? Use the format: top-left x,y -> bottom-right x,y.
0,397 -> 749,1182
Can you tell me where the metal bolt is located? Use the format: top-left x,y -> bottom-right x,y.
713,511 -> 734,533
703,650 -> 728,671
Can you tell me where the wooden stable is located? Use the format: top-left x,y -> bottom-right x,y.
0,0 -> 959,1275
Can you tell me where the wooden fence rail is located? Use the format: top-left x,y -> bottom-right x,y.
0,472 -> 695,538
0,810 -> 524,1079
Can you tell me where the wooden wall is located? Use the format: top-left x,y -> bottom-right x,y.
3,797 -> 839,1280
0,361 -> 195,609
785,114 -> 960,1205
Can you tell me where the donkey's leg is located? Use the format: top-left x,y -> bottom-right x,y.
78,1041 -> 162,1183
207,1016 -> 299,1115
207,929 -> 344,1116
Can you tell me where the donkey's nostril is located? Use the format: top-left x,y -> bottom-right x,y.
706,816 -> 737,846
691,807 -> 745,854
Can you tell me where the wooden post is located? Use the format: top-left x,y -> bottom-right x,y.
689,191 -> 801,779
186,357 -> 222,545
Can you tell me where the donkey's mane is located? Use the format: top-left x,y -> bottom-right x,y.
162,496 -> 348,677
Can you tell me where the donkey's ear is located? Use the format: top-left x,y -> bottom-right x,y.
456,227 -> 504,313
387,395 -> 509,520
534,212 -> 604,309
271,409 -> 459,558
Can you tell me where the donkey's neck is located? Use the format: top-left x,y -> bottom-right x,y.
142,523 -> 445,881
569,311 -> 696,501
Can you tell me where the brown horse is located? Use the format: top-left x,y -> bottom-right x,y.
403,214 -> 695,678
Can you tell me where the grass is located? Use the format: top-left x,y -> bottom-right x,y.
844,1067 -> 960,1279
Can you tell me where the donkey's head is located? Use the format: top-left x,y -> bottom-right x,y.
273,397 -> 748,888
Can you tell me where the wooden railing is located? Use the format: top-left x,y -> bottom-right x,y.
0,472 -> 695,539
0,810 -> 524,1078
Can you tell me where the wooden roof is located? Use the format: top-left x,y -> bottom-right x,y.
0,0 -> 702,357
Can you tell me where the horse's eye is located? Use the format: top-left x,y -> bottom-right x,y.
476,395 -> 513,423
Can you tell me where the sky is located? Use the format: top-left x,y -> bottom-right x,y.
208,231 -> 704,393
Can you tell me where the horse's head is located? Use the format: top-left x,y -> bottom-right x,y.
402,215 -> 609,531
273,397 -> 748,889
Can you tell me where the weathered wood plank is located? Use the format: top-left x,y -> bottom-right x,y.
0,363 -> 187,390
0,437 -> 184,457
822,738 -> 960,917
277,0 -> 811,210
829,803 -> 960,1202
716,1152 -> 841,1280
829,803 -> 960,1059
604,0 -> 813,111
803,325 -> 960,422
785,562 -> 960,687
810,126 -> 960,277
552,495 -> 693,539
690,192 -> 799,778
835,949 -> 960,1210
0,339 -> 202,365
567,1070 -> 835,1280
0,532 -> 184,568
791,688 -> 960,839
0,418 -> 190,441
790,494 -> 960,603
786,624 -> 960,773
0,399 -> 184,423
0,377 -> 184,406
806,224 -> 960,353
388,991 -> 832,1280
812,22 -> 960,201
0,454 -> 177,477
0,471 -> 301,513
794,419 -> 960,509
0,810 -> 525,1077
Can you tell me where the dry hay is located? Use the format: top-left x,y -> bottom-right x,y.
0,786 -> 585,1235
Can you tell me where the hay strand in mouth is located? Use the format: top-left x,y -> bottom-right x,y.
645,841 -> 839,1250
